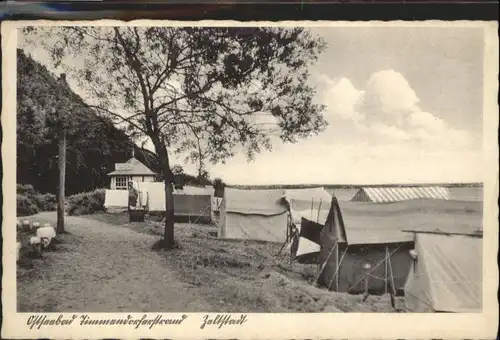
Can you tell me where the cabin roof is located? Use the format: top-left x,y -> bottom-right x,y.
107,158 -> 157,176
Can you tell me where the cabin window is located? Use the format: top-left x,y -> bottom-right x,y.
115,176 -> 128,190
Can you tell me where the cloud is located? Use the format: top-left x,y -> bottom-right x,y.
320,70 -> 475,148
319,76 -> 364,123
361,70 -> 420,118
371,122 -> 411,141
409,111 -> 446,131
408,111 -> 473,147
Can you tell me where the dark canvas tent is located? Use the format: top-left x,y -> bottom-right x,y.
136,182 -> 213,223
317,200 -> 415,294
218,188 -> 289,243
404,232 -> 482,312
283,187 -> 333,262
290,217 -> 324,264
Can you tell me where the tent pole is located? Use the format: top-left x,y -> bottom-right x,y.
286,214 -> 290,241
327,245 -> 348,291
335,241 -> 339,291
317,199 -> 322,223
385,246 -> 389,295
310,198 -> 314,220
314,242 -> 338,285
277,223 -> 291,257
277,239 -> 288,256
190,203 -> 211,226
327,246 -> 348,290
388,247 -> 397,308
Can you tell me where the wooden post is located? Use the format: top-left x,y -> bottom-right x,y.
56,74 -> 67,234
310,198 -> 314,220
56,128 -> 66,234
362,262 -> 371,302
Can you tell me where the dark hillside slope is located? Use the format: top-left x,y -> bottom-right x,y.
17,49 -> 213,194
17,49 -> 135,195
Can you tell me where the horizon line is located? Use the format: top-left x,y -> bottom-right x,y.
224,182 -> 484,188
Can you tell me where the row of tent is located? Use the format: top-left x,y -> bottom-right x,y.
104,183 -> 219,223
103,183 -> 481,312
217,186 -> 453,252
217,186 -> 482,313
104,185 -> 452,220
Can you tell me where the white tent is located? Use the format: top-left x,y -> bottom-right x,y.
137,182 -> 165,211
283,187 -> 332,225
104,189 -> 128,213
219,187 -> 289,243
351,186 -> 450,203
404,232 -> 482,312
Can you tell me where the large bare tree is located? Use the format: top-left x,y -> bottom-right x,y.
22,26 -> 328,249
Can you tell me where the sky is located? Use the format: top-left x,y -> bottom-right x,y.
19,26 -> 485,185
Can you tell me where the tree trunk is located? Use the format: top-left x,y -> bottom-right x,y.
163,171 -> 175,249
57,129 -> 66,234
151,136 -> 175,250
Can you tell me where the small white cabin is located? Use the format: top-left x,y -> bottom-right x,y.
107,157 -> 157,190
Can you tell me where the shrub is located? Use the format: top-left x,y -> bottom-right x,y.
17,194 -> 40,216
34,193 -> 57,211
16,184 -> 106,216
17,183 -> 37,197
16,183 -> 57,215
67,189 -> 105,216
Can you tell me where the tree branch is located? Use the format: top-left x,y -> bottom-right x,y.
82,104 -> 147,134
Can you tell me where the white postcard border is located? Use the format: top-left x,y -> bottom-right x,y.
2,20 -> 499,339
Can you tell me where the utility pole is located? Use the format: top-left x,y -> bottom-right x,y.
56,73 -> 67,234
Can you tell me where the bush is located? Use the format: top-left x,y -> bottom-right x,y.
17,183 -> 106,216
17,194 -> 40,216
17,184 -> 55,216
17,183 -> 38,197
67,189 -> 105,216
34,193 -> 57,211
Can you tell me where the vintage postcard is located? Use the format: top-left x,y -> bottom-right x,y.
2,20 -> 499,339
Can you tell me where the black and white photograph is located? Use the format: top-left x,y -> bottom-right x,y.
2,20 -> 498,339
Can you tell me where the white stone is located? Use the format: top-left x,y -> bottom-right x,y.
16,242 -> 21,261
30,236 -> 41,245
